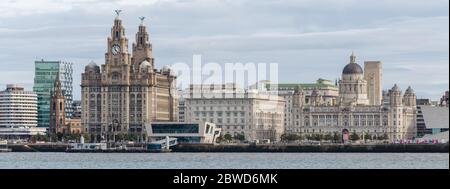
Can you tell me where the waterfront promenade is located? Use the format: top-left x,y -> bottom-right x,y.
5,143 -> 449,153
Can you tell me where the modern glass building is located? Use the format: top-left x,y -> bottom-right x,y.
147,122 -> 221,143
33,60 -> 73,128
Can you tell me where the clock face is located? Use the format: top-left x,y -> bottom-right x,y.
111,45 -> 120,55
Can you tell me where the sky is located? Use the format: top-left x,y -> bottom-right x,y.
0,0 -> 448,101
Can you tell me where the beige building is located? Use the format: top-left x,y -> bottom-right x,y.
81,12 -> 177,141
66,118 -> 83,134
364,61 -> 383,106
182,84 -> 285,142
264,79 -> 339,133
289,53 -> 417,141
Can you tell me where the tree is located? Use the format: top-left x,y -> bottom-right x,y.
223,133 -> 233,143
115,133 -> 125,142
83,133 -> 91,143
364,133 -> 372,141
377,133 -> 388,141
56,132 -> 64,141
312,134 -> 323,141
48,133 -> 58,142
280,134 -> 300,142
324,133 -> 334,141
90,134 -> 97,143
233,133 -> 245,141
350,131 -> 360,141
333,132 -> 340,143
34,133 -> 49,142
127,134 -> 137,142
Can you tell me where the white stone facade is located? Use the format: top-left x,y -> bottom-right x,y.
289,53 -> 417,140
182,84 -> 285,142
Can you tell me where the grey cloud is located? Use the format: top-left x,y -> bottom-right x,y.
0,0 -> 448,100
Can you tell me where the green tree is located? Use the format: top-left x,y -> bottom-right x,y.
223,133 -> 233,142
48,133 -> 58,142
233,133 -> 245,141
364,133 -> 372,141
83,133 -> 91,143
34,133 -> 49,142
377,133 -> 388,141
312,134 -> 323,141
350,131 -> 360,141
90,134 -> 97,143
115,133 -> 125,142
57,132 -> 64,141
127,134 -> 137,142
333,132 -> 340,143
281,134 -> 300,142
324,133 -> 333,141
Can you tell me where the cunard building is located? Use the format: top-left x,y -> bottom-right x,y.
289,53 -> 417,141
81,11 -> 177,141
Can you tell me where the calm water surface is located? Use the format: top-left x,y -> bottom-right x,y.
0,153 -> 448,169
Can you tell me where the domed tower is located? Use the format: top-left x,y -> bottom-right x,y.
389,84 -> 402,107
139,59 -> 152,73
403,86 -> 416,107
338,52 -> 369,105
85,61 -> 100,74
132,17 -> 154,72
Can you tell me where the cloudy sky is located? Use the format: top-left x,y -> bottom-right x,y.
0,0 -> 448,101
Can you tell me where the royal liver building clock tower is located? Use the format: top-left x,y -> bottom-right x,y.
82,11 -> 178,142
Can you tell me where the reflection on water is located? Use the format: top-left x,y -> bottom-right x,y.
0,153 -> 448,169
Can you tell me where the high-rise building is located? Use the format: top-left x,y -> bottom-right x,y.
364,61 -> 382,105
0,84 -> 38,128
33,60 -> 73,128
81,12 -> 178,141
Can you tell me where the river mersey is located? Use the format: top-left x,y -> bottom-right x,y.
0,153 -> 447,169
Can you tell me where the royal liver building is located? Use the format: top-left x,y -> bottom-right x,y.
290,53 -> 416,141
81,12 -> 177,140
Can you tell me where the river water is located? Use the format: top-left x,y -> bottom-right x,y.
0,152 -> 448,169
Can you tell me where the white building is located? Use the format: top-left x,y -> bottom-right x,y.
182,84 -> 285,142
146,121 -> 221,144
0,84 -> 38,128
0,84 -> 46,140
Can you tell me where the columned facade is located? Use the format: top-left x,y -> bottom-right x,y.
289,53 -> 417,141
